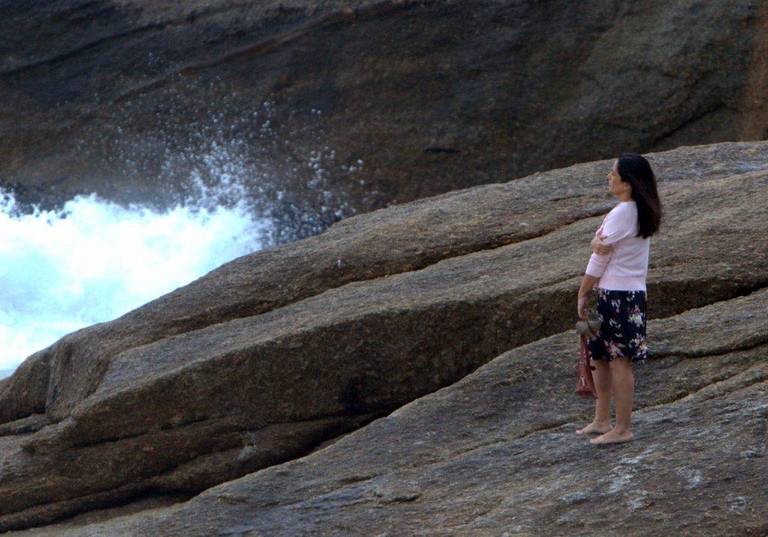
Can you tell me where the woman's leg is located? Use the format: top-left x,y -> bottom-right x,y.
591,357 -> 634,444
593,359 -> 613,423
577,286 -> 615,435
611,357 -> 634,432
576,359 -> 612,434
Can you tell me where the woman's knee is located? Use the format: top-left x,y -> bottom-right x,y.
609,356 -> 633,372
593,359 -> 611,371
593,362 -> 611,384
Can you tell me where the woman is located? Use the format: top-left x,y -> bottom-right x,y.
575,153 -> 662,445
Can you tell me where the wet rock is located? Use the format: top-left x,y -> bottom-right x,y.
1,1 -> 767,241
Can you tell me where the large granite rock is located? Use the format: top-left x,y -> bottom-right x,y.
1,1 -> 767,241
1,140 -> 767,533
14,285 -> 768,536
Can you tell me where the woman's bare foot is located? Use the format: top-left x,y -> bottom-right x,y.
590,428 -> 633,445
575,421 -> 612,435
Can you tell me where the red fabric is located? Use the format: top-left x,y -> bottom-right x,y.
576,334 -> 597,398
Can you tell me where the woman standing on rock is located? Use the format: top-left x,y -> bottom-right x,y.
576,153 -> 662,445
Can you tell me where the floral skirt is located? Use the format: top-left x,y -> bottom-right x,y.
586,287 -> 648,365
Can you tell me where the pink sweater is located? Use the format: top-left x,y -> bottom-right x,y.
585,201 -> 650,291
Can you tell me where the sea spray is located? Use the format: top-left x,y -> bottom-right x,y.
0,179 -> 271,374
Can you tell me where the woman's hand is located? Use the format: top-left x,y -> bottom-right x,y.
590,234 -> 613,255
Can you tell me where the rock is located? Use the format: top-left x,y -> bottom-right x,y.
0,140 -> 767,532
9,270 -> 768,536
1,1 -> 767,241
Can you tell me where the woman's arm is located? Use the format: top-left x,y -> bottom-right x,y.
577,274 -> 600,319
584,207 -> 633,278
579,274 -> 600,298
579,225 -> 608,317
578,207 -> 633,317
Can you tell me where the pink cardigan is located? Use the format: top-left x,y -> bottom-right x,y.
585,201 -> 650,291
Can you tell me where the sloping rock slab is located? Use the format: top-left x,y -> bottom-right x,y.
2,141 -> 766,422
0,142 -> 767,531
11,287 -> 768,536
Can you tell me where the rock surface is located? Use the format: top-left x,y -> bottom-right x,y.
1,0 -> 767,241
1,140 -> 767,533
14,287 -> 768,536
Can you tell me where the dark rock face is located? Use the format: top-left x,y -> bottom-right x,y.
2,0 -> 767,242
0,141 -> 767,534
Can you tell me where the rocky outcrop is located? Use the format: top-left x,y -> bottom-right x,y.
1,1 -> 767,241
0,141 -> 767,533
15,286 -> 768,536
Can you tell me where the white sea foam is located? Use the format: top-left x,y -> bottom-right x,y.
0,178 -> 271,374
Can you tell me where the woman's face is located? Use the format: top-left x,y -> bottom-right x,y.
608,160 -> 631,198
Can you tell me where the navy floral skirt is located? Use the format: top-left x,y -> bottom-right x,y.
586,288 -> 648,365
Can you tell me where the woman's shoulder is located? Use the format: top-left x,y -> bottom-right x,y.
606,201 -> 636,219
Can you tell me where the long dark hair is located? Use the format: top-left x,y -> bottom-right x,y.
617,153 -> 662,238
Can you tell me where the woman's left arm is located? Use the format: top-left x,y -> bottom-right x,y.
577,274 -> 600,319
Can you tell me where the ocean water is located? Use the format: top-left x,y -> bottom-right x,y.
0,177 -> 271,376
